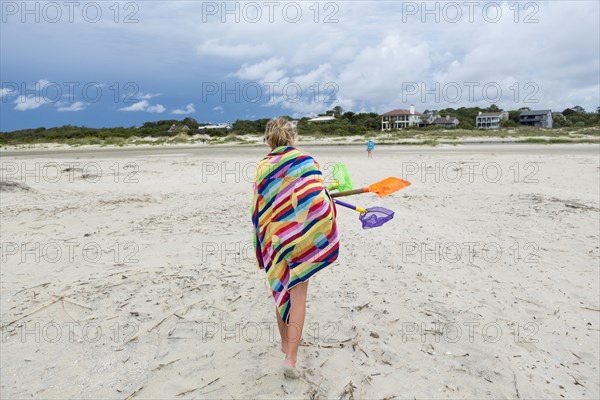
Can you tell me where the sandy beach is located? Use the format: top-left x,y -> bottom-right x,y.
1,143 -> 599,399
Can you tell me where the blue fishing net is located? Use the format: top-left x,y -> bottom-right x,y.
359,207 -> 394,229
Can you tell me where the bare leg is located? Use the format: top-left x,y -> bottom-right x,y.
284,280 -> 309,368
276,308 -> 288,355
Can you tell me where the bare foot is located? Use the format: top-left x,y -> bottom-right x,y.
283,360 -> 300,379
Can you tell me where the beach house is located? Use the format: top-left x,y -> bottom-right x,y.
475,111 -> 509,129
432,115 -> 460,128
168,124 -> 190,133
381,105 -> 422,130
421,111 -> 439,125
519,110 -> 553,128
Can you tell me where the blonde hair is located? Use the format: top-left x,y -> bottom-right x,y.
265,118 -> 296,149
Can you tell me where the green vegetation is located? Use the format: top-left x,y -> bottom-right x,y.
1,105 -> 598,146
500,120 -> 519,128
522,138 -> 599,144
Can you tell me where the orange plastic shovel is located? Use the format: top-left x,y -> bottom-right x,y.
330,177 -> 411,198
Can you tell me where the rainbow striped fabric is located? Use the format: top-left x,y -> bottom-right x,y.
251,146 -> 339,323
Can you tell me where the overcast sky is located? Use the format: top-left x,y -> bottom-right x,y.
1,0 -> 598,131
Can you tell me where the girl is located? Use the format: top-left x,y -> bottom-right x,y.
366,140 -> 375,158
251,118 -> 339,379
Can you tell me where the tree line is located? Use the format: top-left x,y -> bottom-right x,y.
0,106 -> 598,145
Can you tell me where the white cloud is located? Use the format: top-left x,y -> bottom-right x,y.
13,95 -> 52,111
146,104 -> 166,113
119,100 -> 165,113
197,39 -> 270,59
172,103 -> 195,115
3,1 -> 598,123
230,34 -> 431,115
120,101 -> 149,112
57,101 -> 86,112
0,88 -> 16,98
233,57 -> 287,82
212,106 -> 224,113
11,80 -> 60,111
214,2 -> 598,113
28,79 -> 51,90
137,92 -> 161,100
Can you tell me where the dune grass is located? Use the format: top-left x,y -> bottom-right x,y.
2,126 -> 598,149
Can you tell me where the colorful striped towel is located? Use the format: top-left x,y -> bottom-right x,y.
251,146 -> 339,324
